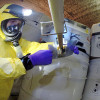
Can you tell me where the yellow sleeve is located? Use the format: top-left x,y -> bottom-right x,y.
19,38 -> 53,55
0,58 -> 26,79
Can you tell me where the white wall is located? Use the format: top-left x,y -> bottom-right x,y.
22,9 -> 52,42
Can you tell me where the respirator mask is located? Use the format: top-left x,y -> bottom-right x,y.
1,18 -> 25,46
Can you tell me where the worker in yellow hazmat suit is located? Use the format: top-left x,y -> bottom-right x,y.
0,4 -> 53,100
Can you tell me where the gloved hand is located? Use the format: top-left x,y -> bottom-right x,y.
48,45 -> 58,59
67,40 -> 79,55
69,45 -> 79,54
28,50 -> 52,66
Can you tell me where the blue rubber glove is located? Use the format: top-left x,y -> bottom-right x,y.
67,41 -> 79,55
69,45 -> 79,54
28,50 -> 52,66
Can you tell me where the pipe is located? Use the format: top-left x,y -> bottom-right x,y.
48,0 -> 64,53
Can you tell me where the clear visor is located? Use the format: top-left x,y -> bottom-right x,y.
6,19 -> 24,33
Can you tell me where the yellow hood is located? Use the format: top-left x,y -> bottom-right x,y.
0,4 -> 18,39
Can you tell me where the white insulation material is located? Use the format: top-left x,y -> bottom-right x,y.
82,59 -> 100,100
18,54 -> 89,100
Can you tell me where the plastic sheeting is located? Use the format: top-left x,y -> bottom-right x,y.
18,53 -> 89,100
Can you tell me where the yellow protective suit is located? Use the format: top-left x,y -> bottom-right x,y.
0,4 -> 52,100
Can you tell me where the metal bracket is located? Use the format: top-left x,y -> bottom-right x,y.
40,21 -> 67,36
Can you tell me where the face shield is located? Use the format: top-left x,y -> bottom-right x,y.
1,18 -> 25,43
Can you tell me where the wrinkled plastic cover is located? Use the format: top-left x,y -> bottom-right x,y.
18,54 -> 89,100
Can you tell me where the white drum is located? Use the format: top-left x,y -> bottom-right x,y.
82,59 -> 100,100
91,23 -> 100,57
